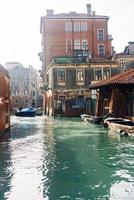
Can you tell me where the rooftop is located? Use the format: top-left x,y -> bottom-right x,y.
41,12 -> 109,21
89,68 -> 134,89
40,4 -> 109,32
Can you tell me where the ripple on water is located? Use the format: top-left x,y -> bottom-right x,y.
110,180 -> 134,200
0,116 -> 134,200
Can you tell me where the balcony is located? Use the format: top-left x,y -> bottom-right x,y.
50,45 -> 91,64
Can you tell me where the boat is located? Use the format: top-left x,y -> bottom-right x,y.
80,114 -> 91,121
103,117 -> 134,137
81,114 -> 104,124
35,108 -> 43,116
15,107 -> 36,117
103,117 -> 131,127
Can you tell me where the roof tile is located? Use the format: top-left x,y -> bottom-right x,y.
89,69 -> 134,89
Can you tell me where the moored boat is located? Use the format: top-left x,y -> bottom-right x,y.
104,118 -> 134,137
81,114 -> 104,124
80,114 -> 91,121
15,107 -> 36,117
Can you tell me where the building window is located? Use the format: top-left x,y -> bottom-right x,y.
81,22 -> 87,31
59,95 -> 65,101
6,115 -> 9,123
32,91 -> 35,96
82,39 -> 88,50
95,68 -> 102,80
57,68 -> 65,83
77,68 -> 84,82
74,22 -> 80,32
74,39 -> 81,49
97,29 -> 104,41
24,89 -> 28,95
98,44 -> 105,56
14,90 -> 19,95
46,74 -> 49,83
65,22 -> 72,32
65,39 -> 72,52
75,96 -> 85,108
120,59 -> 126,69
103,67 -> 110,79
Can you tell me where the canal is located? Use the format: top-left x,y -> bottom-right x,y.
0,116 -> 134,200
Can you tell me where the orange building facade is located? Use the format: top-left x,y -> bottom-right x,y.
40,4 -> 113,69
40,4 -> 116,116
0,65 -> 10,136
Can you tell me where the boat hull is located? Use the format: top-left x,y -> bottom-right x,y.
15,112 -> 35,117
81,114 -> 104,124
105,120 -> 134,137
15,108 -> 36,117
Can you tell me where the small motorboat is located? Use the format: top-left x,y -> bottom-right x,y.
80,114 -> 91,121
103,117 -> 134,137
81,114 -> 104,124
103,117 -> 131,128
15,107 -> 36,117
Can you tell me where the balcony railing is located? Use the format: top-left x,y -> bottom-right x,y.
50,45 -> 92,64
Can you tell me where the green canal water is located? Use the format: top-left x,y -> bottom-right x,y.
0,116 -> 134,200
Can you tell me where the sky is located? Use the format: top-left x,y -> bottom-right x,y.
0,0 -> 134,69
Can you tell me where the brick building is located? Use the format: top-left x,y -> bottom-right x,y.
0,65 -> 10,135
40,4 -> 118,116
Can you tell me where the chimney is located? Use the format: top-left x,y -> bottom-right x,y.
46,9 -> 54,16
112,47 -> 116,61
87,4 -> 91,15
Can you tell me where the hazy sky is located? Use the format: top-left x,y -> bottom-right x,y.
0,0 -> 134,69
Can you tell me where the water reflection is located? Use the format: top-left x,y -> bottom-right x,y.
41,118 -> 56,198
0,116 -> 133,200
107,130 -> 121,141
0,117 -> 49,200
41,119 -> 109,199
41,118 -> 134,200
0,131 -> 11,143
110,180 -> 134,200
0,131 -> 12,200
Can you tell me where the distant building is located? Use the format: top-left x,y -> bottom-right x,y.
40,4 -> 118,116
114,41 -> 134,71
6,62 -> 23,70
0,65 -> 10,135
6,62 -> 43,111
